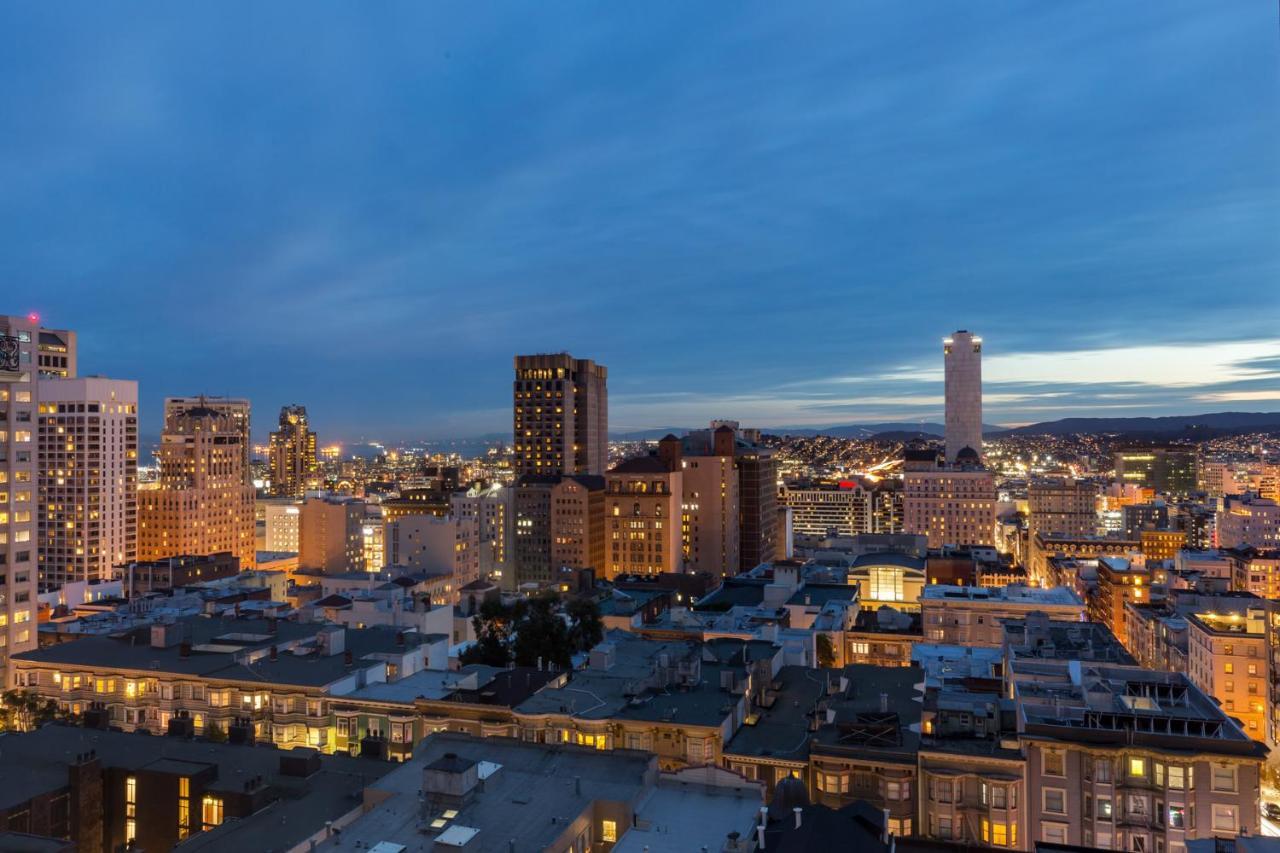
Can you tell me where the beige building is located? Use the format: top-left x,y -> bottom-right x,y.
681,426 -> 740,575
904,465 -> 996,549
1217,493 -> 1280,550
510,474 -> 605,589
268,404 -> 319,497
605,440 -> 683,578
512,353 -> 607,478
451,482 -> 511,582
920,583 -> 1085,646
36,377 -> 138,588
139,401 -> 256,570
165,396 -> 251,484
1027,477 -> 1097,539
298,496 -> 365,574
258,497 -> 302,553
1186,609 -> 1270,742
385,513 -> 479,592
0,314 -> 58,671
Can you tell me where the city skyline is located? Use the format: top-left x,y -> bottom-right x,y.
4,2 -> 1279,441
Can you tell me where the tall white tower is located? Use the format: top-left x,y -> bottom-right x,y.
944,330 -> 983,464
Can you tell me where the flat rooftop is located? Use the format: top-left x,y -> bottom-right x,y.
920,583 -> 1082,607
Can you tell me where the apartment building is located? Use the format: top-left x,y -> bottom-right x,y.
36,377 -> 138,588
139,404 -> 255,569
512,353 -> 607,478
1217,493 -> 1280,550
1028,477 -> 1098,539
605,440 -> 682,578
298,496 -> 365,574
920,584 -> 1085,647
10,617 -> 433,751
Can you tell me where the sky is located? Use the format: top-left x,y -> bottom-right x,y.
3,2 -> 1278,443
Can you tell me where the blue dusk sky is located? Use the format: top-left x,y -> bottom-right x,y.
3,2 -> 1278,443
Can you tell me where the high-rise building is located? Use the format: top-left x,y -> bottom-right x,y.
736,443 -> 779,572
258,497 -> 302,553
268,404 -> 319,497
512,353 -> 607,477
943,330 -> 982,464
451,482 -> 512,582
510,473 -> 605,588
1114,446 -> 1198,495
1027,477 -> 1097,539
0,313 -> 53,670
166,396 -> 251,484
36,377 -> 138,588
605,438 -> 682,578
298,496 -> 365,574
903,449 -> 996,549
386,512 -> 478,594
1217,493 -> 1280,550
680,426 -> 740,576
139,405 -> 255,568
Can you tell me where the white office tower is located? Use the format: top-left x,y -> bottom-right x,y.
944,330 -> 983,464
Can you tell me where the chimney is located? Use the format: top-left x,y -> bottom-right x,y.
882,808 -> 890,843
179,641 -> 192,658
396,631 -> 406,647
270,645 -> 278,661
880,693 -> 889,714
344,649 -> 353,669
793,807 -> 802,829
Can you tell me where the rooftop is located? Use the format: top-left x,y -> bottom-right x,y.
13,616 -> 428,689
920,583 -> 1082,608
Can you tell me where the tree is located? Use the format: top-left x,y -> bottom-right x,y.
566,597 -> 604,653
512,594 -> 573,670
0,689 -> 66,732
204,721 -> 227,743
460,598 -> 521,667
815,633 -> 836,669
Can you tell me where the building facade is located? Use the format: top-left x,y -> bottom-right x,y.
943,330 -> 983,464
605,446 -> 682,578
36,377 -> 138,589
0,314 -> 49,671
164,396 -> 251,485
512,353 -> 607,478
1028,477 -> 1097,539
139,405 -> 255,569
298,497 -> 366,574
267,404 -> 318,497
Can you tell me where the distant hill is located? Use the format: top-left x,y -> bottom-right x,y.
996,411 -> 1280,437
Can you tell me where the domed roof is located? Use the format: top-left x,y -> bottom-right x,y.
769,775 -> 810,818
955,446 -> 981,465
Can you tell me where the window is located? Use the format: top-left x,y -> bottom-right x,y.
1211,765 -> 1237,793
817,772 -> 849,794
982,819 -> 1014,847
1168,804 -> 1185,829
202,795 -> 224,830
1094,758 -> 1112,783
125,776 -> 137,843
1042,823 -> 1068,844
1167,765 -> 1185,790
1129,756 -> 1146,778
1098,797 -> 1113,821
1212,804 -> 1237,833
1043,751 -> 1064,776
1043,789 -> 1066,814
178,777 -> 191,839
932,779 -> 954,804
885,780 -> 907,801
936,815 -> 954,839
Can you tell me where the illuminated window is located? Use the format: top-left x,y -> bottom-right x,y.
126,776 -> 137,842
1128,757 -> 1146,777
601,820 -> 617,842
202,795 -> 224,829
178,777 -> 191,838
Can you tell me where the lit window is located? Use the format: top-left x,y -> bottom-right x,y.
602,820 -> 618,843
